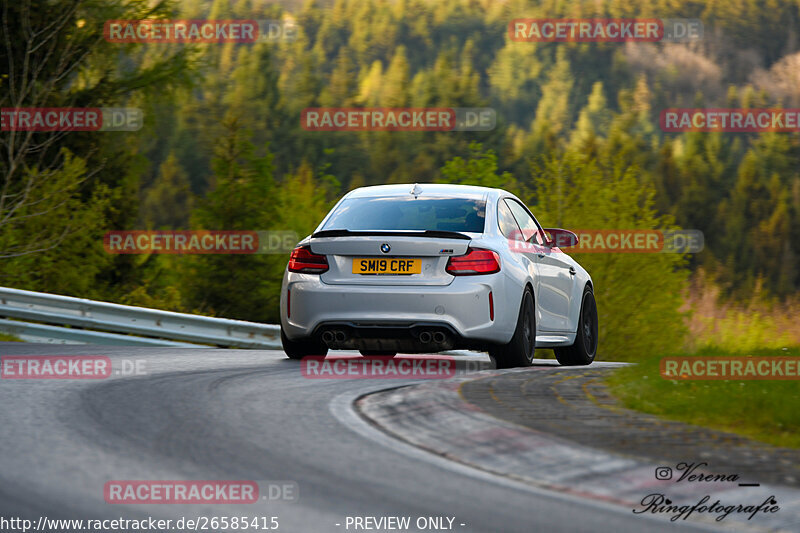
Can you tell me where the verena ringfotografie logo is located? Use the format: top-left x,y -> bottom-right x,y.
1,356 -> 147,379
634,494 -> 779,522
1,108 -> 142,131
301,355 -> 457,379
509,19 -> 702,43
301,108 -> 496,131
508,229 -> 704,254
661,357 -> 800,380
104,19 -> 296,43
661,108 -> 800,132
103,230 -> 298,254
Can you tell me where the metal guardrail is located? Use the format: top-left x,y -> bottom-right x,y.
0,287 -> 281,348
0,319 -> 201,347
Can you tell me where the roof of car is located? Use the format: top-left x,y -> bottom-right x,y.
345,183 -> 501,199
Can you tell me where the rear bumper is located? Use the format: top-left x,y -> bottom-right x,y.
312,321 -> 473,352
280,272 -> 518,348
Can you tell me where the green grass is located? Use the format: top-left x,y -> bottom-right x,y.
606,347 -> 800,448
0,332 -> 22,342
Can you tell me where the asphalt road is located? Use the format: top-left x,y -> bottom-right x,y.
0,345 -> 709,533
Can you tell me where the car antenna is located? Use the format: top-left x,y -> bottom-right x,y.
410,183 -> 422,197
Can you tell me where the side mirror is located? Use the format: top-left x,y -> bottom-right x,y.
543,228 -> 578,248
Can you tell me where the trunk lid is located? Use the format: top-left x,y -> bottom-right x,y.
310,230 -> 472,286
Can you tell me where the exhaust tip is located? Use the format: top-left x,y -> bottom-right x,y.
334,330 -> 347,342
432,331 -> 446,344
419,331 -> 432,343
321,331 -> 335,344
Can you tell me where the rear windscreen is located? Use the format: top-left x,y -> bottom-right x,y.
322,196 -> 486,233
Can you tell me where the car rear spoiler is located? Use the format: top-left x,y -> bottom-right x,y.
311,229 -> 471,240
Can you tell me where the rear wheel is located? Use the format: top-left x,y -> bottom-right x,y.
554,286 -> 598,366
359,350 -> 397,357
490,288 -> 535,369
281,327 -> 328,360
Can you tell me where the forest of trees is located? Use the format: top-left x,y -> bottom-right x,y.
2,0 -> 799,357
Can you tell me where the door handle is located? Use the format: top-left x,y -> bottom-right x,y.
569,266 -> 576,275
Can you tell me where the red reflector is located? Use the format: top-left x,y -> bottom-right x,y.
288,245 -> 329,273
445,248 -> 500,276
287,289 -> 291,318
489,291 -> 494,321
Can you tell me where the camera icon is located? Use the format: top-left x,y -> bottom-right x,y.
655,466 -> 673,480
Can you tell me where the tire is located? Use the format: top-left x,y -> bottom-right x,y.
359,350 -> 397,357
554,285 -> 598,366
490,288 -> 535,369
281,327 -> 328,360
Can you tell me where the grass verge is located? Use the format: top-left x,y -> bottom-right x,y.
606,347 -> 800,448
0,332 -> 23,342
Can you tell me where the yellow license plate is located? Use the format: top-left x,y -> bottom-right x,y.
352,257 -> 422,275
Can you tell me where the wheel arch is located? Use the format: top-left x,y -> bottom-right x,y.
525,280 -> 534,295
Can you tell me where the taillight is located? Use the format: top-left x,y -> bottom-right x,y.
445,248 -> 501,275
288,245 -> 329,274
